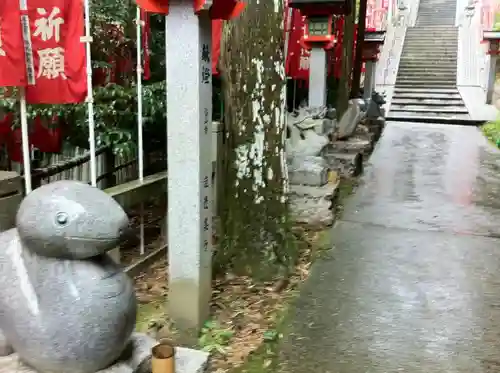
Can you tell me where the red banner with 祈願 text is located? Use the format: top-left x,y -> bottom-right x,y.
0,2 -> 27,87
25,0 -> 87,104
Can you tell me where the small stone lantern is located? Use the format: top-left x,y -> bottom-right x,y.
362,30 -> 386,100
288,0 -> 352,109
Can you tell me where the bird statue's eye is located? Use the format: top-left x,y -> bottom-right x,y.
55,212 -> 69,226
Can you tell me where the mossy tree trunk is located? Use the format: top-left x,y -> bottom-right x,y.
216,0 -> 294,278
336,4 -> 356,117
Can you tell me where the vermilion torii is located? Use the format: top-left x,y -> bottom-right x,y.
134,0 -> 245,19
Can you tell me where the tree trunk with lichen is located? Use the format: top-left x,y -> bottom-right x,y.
216,0 -> 293,278
352,0 -> 368,97
336,7 -> 356,117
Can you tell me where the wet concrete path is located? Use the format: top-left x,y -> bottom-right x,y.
281,122 -> 500,372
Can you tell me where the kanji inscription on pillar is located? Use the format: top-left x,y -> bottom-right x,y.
200,40 -> 212,254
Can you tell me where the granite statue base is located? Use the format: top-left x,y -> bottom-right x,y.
0,333 -> 208,373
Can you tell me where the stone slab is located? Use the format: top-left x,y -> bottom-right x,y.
457,86 -> 498,121
289,181 -> 339,229
0,194 -> 21,232
289,156 -> 328,187
0,333 -> 209,373
0,172 -> 21,197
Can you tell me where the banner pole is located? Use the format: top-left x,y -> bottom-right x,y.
136,7 -> 145,255
19,90 -> 31,193
83,0 -> 97,187
18,0 -> 35,193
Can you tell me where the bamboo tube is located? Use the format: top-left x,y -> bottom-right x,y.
151,342 -> 175,373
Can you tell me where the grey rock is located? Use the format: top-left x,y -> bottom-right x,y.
337,99 -> 365,140
0,180 -> 136,373
321,118 -> 337,136
322,151 -> 363,178
289,182 -> 339,228
366,98 -> 384,119
289,156 -> 329,186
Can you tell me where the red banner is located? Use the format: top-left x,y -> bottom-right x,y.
0,2 -> 27,87
25,0 -> 87,104
285,9 -> 310,80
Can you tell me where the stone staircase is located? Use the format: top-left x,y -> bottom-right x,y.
388,0 -> 471,123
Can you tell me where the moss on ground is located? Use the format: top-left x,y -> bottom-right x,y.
483,119 -> 500,147
229,293 -> 297,373
135,297 -> 165,333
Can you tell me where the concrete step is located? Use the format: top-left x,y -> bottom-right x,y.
403,44 -> 458,48
392,93 -> 462,100
405,36 -> 457,40
387,113 -> 472,124
395,84 -> 457,89
417,22 -> 456,25
397,74 -> 456,80
403,50 -> 457,54
390,104 -> 468,113
397,67 -> 457,73
402,53 -> 458,58
417,17 -> 456,20
391,98 -> 463,105
403,46 -> 458,50
393,87 -> 459,94
398,68 -> 457,73
417,18 -> 456,21
399,58 -> 457,63
398,62 -> 457,67
396,78 -> 456,83
417,23 -> 456,26
405,39 -> 458,43
398,63 -> 457,68
396,77 -> 455,83
405,32 -> 458,37
406,27 -> 458,31
403,43 -> 458,47
406,34 -> 458,38
401,51 -> 457,56
388,111 -> 469,118
418,13 -> 456,16
404,38 -> 458,42
407,26 -> 457,29
417,18 -> 456,22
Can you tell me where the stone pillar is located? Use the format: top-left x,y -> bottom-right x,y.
0,172 -> 22,232
166,1 -> 213,336
308,48 -> 327,108
363,60 -> 376,100
486,54 -> 498,105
